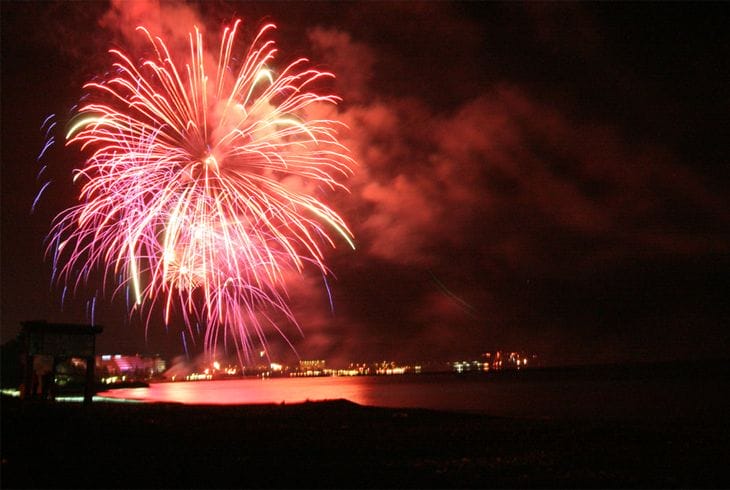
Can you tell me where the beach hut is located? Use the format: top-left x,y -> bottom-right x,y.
19,321 -> 103,404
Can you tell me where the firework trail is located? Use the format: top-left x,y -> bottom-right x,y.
45,19 -> 354,362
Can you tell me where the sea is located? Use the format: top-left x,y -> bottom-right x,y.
97,360 -> 729,420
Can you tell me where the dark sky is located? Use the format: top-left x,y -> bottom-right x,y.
2,1 -> 729,367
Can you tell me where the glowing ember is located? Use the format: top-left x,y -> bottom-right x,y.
46,19 -> 354,362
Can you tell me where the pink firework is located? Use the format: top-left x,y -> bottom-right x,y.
48,20 -> 355,361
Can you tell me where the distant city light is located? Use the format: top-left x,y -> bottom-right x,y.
90,350 -> 539,386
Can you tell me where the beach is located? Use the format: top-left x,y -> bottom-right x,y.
2,395 -> 728,488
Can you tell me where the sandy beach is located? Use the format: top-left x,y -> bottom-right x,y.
2,395 -> 728,488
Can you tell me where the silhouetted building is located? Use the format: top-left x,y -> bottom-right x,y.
19,320 -> 103,404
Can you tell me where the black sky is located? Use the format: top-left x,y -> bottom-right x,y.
2,1 -> 728,366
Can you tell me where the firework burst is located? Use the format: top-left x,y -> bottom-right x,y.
46,19 -> 355,362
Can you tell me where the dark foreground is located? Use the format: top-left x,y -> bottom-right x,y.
2,396 -> 728,489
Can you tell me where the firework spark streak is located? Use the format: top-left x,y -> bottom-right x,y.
45,20 -> 355,362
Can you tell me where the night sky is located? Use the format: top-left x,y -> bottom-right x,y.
2,1 -> 728,366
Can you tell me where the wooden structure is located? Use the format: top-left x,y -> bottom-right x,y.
20,321 -> 103,404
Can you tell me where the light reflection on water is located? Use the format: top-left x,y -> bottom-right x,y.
98,377 -> 366,405
98,375 -> 500,411
99,377 -> 370,406
96,368 -> 727,419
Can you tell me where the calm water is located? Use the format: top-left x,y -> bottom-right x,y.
98,361 -> 729,419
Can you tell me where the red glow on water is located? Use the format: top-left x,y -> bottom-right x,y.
95,368 -> 728,420
98,377 -> 368,405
